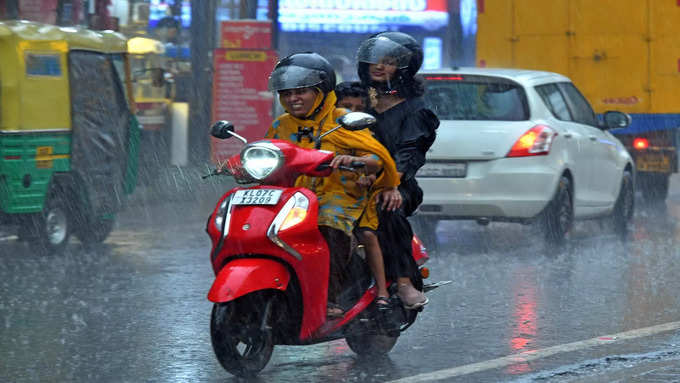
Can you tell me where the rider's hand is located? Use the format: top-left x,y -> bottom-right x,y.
378,187 -> 402,211
330,155 -> 356,169
357,174 -> 376,188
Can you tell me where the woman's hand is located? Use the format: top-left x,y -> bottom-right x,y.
330,154 -> 357,169
357,174 -> 376,188
378,187 -> 402,211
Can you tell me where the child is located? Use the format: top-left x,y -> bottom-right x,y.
335,81 -> 369,112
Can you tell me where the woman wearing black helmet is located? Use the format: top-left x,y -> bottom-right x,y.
265,52 -> 400,318
357,32 -> 439,309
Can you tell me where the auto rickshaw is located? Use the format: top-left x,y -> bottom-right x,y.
127,36 -> 175,175
0,20 -> 140,253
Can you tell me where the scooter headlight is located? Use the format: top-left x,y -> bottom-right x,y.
241,143 -> 283,181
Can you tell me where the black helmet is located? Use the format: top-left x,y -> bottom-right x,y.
357,32 -> 424,89
268,52 -> 336,94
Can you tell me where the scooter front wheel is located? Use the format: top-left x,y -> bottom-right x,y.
210,292 -> 276,378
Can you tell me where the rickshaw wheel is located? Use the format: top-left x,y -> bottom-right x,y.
75,217 -> 115,244
25,192 -> 71,255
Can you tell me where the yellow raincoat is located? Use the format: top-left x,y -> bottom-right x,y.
265,90 -> 399,234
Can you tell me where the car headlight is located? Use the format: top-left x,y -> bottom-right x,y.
241,142 -> 284,180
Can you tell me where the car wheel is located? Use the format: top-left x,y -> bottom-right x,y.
639,173 -> 669,204
541,176 -> 573,245
409,215 -> 439,252
612,171 -> 634,238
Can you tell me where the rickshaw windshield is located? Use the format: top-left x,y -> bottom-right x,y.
111,53 -> 130,103
130,54 -> 172,100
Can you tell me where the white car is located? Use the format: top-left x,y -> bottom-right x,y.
413,68 -> 635,244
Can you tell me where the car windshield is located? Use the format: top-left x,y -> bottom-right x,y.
424,76 -> 529,121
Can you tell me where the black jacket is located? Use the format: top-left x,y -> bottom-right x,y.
369,97 -> 439,215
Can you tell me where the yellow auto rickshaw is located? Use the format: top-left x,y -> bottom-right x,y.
0,20 -> 140,253
127,36 -> 175,175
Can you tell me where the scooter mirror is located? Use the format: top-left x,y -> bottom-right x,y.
339,112 -> 376,130
211,120 -> 235,139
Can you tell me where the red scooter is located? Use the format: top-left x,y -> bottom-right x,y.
205,113 -> 447,378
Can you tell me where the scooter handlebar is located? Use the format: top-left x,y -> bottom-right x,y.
315,161 -> 366,173
202,167 -> 233,179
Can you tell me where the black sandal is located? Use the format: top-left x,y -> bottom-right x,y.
375,296 -> 392,312
327,303 -> 344,318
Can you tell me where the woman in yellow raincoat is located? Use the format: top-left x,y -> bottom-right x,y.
265,53 -> 400,317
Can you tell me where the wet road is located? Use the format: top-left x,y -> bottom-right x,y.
2,177 -> 680,382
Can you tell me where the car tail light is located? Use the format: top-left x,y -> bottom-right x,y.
507,125 -> 557,157
633,138 -> 649,150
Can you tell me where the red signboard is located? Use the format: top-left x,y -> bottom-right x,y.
19,0 -> 58,24
220,20 -> 273,49
211,49 -> 278,163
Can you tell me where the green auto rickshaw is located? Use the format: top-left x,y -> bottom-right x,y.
0,21 -> 140,253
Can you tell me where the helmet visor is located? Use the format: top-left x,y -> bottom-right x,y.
357,36 -> 412,69
268,65 -> 325,92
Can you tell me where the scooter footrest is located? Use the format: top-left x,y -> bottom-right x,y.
423,280 -> 452,292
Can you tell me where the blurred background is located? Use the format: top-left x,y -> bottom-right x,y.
1,1 -> 678,206
0,0 -> 474,173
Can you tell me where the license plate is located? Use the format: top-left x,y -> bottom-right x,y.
231,189 -> 283,205
636,153 -> 671,172
417,162 -> 467,178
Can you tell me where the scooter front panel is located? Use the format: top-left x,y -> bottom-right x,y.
208,186 -> 332,339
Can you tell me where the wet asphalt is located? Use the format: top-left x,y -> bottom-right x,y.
2,174 -> 680,382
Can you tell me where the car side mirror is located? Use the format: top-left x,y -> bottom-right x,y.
603,111 -> 631,130
339,112 -> 376,131
211,120 -> 235,139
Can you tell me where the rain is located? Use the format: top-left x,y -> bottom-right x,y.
3,1 -> 680,382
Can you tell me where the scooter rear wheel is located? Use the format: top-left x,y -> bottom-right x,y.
210,292 -> 276,378
345,333 -> 398,356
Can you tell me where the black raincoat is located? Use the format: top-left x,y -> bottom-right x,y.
369,97 -> 439,281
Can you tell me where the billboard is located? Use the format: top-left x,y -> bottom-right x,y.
220,21 -> 273,49
278,0 -> 449,33
211,49 -> 278,163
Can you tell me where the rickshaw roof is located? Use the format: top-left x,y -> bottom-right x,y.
127,36 -> 165,55
0,20 -> 127,53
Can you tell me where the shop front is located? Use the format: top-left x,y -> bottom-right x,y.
276,0 -> 452,81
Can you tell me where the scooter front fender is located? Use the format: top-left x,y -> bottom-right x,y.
207,258 -> 291,303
